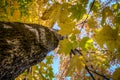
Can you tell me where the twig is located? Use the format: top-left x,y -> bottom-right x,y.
88,0 -> 95,14
89,69 -> 110,80
85,65 -> 95,80
59,58 -> 70,80
71,49 -> 110,80
76,0 -> 95,27
100,0 -> 112,10
71,49 -> 95,80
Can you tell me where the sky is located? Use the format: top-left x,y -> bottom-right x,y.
47,51 -> 60,75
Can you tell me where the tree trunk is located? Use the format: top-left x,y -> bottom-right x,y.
0,21 -> 61,80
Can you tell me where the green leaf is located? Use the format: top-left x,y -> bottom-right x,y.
66,55 -> 85,76
114,12 -> 120,24
70,4 -> 86,21
85,39 -> 93,49
87,17 -> 98,29
91,1 -> 100,13
41,3 -> 61,20
57,4 -> 75,35
58,3 -> 71,23
46,55 -> 53,64
58,37 -> 79,55
58,39 -> 73,55
72,28 -> 80,34
94,25 -> 120,51
41,3 -> 61,27
57,3 -> 76,35
70,34 -> 79,49
58,22 -> 75,35
79,37 -> 89,50
102,7 -> 113,24
69,34 -> 76,41
112,2 -> 119,12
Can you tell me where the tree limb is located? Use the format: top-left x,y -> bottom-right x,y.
70,49 -> 95,80
71,49 -> 110,80
89,69 -> 110,80
76,0 -> 95,27
85,65 -> 95,80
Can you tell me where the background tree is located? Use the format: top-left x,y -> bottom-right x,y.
0,0 -> 120,80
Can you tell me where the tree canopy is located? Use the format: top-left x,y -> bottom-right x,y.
0,0 -> 120,80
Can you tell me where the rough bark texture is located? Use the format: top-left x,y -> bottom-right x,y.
0,21 -> 61,80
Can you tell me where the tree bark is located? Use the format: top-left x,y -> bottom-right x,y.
0,21 -> 61,80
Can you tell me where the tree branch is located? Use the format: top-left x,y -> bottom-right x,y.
76,0 -> 95,27
100,0 -> 112,10
89,69 -> 110,80
70,49 -> 95,80
71,48 -> 110,80
85,65 -> 95,80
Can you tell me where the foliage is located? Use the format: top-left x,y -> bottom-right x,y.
16,55 -> 54,80
112,67 -> 120,80
0,0 -> 120,80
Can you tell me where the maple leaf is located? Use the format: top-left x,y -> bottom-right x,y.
102,7 -> 113,24
70,4 -> 86,21
58,22 -> 75,35
87,17 -> 98,29
94,25 -> 120,51
58,39 -> 73,55
40,3 -> 61,27
66,55 -> 85,76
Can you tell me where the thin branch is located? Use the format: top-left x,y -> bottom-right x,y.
77,0 -> 112,27
85,65 -> 95,80
71,49 -> 82,56
39,70 -> 46,79
71,49 -> 95,80
89,69 -> 110,80
100,0 -> 112,10
88,0 -> 96,15
76,0 -> 95,27
59,58 -> 70,80
71,49 -> 110,80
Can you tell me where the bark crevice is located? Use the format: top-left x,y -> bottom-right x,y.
0,21 -> 60,80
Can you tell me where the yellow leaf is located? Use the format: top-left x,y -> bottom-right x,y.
87,17 -> 98,29
57,3 -> 76,35
102,7 -> 113,24
40,3 -> 61,27
58,39 -> 73,55
14,1 -> 19,9
42,3 -> 61,20
72,28 -> 80,34
58,4 -> 70,24
66,55 -> 85,76
112,68 -> 120,80
94,25 -> 118,51
58,22 -> 75,35
13,10 -> 20,20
